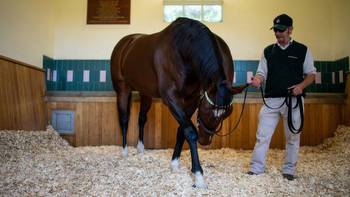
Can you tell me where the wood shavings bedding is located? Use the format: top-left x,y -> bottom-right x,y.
0,125 -> 349,196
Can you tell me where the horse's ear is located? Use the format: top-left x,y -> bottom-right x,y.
231,84 -> 250,95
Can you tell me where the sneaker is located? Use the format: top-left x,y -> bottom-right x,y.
282,173 -> 295,181
247,171 -> 257,175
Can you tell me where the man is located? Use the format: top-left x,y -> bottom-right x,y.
248,14 -> 316,180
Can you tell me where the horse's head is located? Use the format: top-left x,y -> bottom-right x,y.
197,81 -> 249,145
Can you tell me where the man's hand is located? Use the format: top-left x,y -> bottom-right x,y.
250,75 -> 263,88
288,74 -> 316,96
288,84 -> 304,96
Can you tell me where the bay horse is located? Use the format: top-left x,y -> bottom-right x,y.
110,17 -> 247,188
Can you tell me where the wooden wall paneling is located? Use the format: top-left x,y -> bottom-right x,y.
143,102 -> 152,148
81,102 -> 91,146
162,104 -> 180,149
228,104 -> 244,149
324,104 -> 342,140
86,102 -> 102,146
345,73 -> 350,126
16,66 -> 30,128
206,118 -> 221,149
46,96 -> 344,149
0,61 -> 5,128
0,60 -> 12,129
81,102 -> 90,146
230,103 -> 245,149
7,62 -> 19,128
154,102 -> 163,148
300,103 -> 310,146
112,101 -> 123,147
74,102 -> 84,146
219,117 -> 230,148
144,102 -> 157,149
128,101 -> 139,146
29,67 -> 45,127
302,104 -> 315,145
240,104 -> 250,149
312,104 -> 323,145
241,104 -> 255,149
29,68 -> 46,128
8,62 -> 16,128
328,104 -> 339,138
101,102 -> 117,145
320,104 -> 330,144
161,104 -> 170,148
0,56 -> 46,131
304,104 -> 318,146
59,134 -> 75,145
249,104 -> 262,148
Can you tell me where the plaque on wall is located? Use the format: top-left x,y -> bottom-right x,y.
87,0 -> 130,24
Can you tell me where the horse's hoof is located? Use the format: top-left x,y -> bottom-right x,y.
170,158 -> 180,172
194,172 -> 208,189
136,141 -> 144,154
122,146 -> 128,157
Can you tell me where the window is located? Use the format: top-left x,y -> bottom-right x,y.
163,0 -> 223,23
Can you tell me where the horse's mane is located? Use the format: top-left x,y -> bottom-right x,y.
166,17 -> 224,88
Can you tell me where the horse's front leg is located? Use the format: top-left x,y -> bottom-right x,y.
171,127 -> 185,172
171,103 -> 197,172
167,99 -> 207,189
182,126 -> 207,188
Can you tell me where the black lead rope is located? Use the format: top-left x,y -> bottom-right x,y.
286,94 -> 304,134
214,87 -> 249,137
259,86 -> 304,134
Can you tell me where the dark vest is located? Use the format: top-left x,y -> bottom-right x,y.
264,40 -> 307,97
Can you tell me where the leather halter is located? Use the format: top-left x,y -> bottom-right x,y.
204,91 -> 234,108
197,91 -> 233,137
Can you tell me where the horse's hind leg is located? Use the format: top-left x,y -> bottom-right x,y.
137,95 -> 152,154
116,86 -> 132,157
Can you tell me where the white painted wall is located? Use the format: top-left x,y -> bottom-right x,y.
0,0 -> 54,67
0,0 -> 349,68
331,0 -> 350,61
52,0 -> 336,60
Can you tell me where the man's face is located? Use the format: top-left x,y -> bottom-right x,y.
273,27 -> 292,45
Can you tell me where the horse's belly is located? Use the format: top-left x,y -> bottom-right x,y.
124,61 -> 160,98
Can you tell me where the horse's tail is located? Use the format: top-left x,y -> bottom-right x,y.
110,34 -> 143,91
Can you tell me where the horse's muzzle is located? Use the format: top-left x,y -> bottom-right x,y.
198,126 -> 212,146
198,136 -> 211,146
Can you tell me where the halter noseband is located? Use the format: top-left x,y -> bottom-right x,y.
197,91 -> 233,137
204,91 -> 234,108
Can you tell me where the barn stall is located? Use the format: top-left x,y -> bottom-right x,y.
1,47 -> 350,196
1,0 -> 350,196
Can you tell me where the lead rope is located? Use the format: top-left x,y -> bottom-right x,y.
259,86 -> 304,134
287,93 -> 304,134
214,87 -> 249,137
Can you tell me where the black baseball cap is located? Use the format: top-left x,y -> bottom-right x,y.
270,14 -> 293,31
